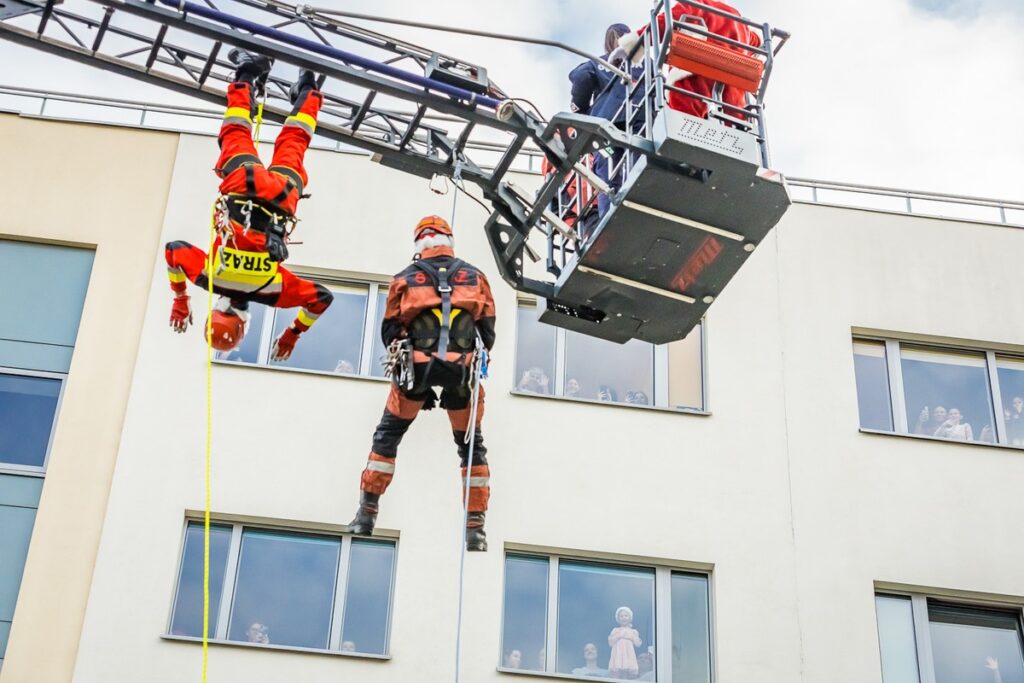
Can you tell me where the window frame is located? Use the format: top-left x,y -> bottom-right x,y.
164,517 -> 398,659
512,300 -> 709,414
212,274 -> 390,383
854,335 -> 1024,450
498,549 -> 715,681
875,590 -> 1024,683
0,366 -> 67,477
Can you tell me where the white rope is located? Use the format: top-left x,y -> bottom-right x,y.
448,167 -> 481,683
454,340 -> 483,683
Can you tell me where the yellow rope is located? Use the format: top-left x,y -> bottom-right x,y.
202,89 -> 262,680
253,96 -> 265,143
203,201 -> 217,683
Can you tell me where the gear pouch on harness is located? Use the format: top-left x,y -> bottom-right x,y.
408,307 -> 477,353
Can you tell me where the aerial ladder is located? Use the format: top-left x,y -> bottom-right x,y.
0,0 -> 790,344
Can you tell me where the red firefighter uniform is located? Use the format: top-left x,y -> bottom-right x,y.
165,77 -> 333,358
350,215 -> 497,551
621,0 -> 761,119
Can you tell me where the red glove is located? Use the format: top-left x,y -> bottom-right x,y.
170,295 -> 192,333
271,326 -> 302,361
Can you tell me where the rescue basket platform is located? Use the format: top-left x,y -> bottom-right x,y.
539,106 -> 791,345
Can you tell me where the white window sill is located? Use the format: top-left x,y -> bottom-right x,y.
213,358 -> 389,383
160,634 -> 391,660
859,428 -> 1024,453
509,390 -> 709,416
498,666 -> 653,682
0,466 -> 45,478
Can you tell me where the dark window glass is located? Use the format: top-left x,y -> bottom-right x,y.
929,603 -> 1024,683
853,340 -> 893,431
501,555 -> 549,672
901,347 -> 994,443
671,573 -> 711,683
515,306 -> 556,395
556,561 -> 655,678
169,523 -> 232,638
228,530 -> 340,649
270,286 -> 367,373
875,594 -> 921,683
996,357 -> 1024,446
341,539 -> 395,655
0,374 -> 61,468
564,332 -> 653,405
215,304 -> 267,364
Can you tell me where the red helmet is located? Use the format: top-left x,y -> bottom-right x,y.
414,215 -> 453,241
205,308 -> 247,351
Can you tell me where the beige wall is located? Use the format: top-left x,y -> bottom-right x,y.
71,133 -> 803,682
3,116 -> 1022,682
0,114 -> 178,683
774,204 -> 1024,682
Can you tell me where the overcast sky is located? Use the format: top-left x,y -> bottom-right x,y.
1,0 -> 1021,199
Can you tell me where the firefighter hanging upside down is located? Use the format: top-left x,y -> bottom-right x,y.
165,49 -> 332,358
349,215 -> 497,552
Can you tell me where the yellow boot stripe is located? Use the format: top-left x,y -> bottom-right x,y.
224,106 -> 252,122
285,112 -> 317,134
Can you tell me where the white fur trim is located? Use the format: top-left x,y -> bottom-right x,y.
214,296 -> 251,329
666,66 -> 694,84
617,32 -> 644,64
414,233 -> 454,254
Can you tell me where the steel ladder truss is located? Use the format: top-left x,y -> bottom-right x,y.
0,0 -> 789,344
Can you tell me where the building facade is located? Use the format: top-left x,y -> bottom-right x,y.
0,105 -> 1023,683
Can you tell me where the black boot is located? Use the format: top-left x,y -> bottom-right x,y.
466,512 -> 487,552
228,48 -> 272,95
289,68 -> 318,105
349,491 -> 380,536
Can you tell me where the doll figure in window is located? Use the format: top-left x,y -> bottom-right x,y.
608,605 -> 642,679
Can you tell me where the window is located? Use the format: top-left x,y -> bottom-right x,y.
501,552 -> 712,681
514,303 -> 705,411
0,474 -> 44,670
996,357 -> 1024,446
0,370 -> 65,472
0,240 -> 91,668
853,340 -> 893,432
168,521 -> 396,656
0,239 -> 94,374
853,337 -> 1024,447
214,279 -> 390,379
875,593 -> 1024,683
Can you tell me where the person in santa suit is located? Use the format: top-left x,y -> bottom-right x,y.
613,0 -> 761,121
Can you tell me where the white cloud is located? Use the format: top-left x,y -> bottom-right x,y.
0,0 -> 1021,199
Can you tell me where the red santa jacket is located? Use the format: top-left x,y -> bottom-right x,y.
629,0 -> 761,119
